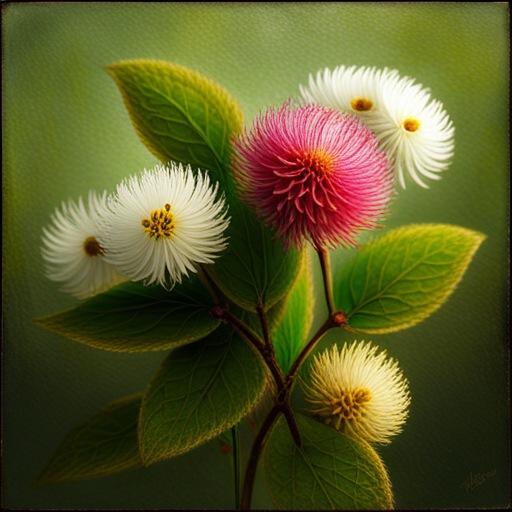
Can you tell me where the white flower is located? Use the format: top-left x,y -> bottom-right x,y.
101,163 -> 229,288
304,341 -> 410,444
300,65 -> 455,189
300,65 -> 399,119
41,191 -> 126,299
368,73 -> 454,189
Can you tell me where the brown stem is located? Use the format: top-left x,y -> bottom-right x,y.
216,308 -> 286,391
241,405 -> 282,510
259,343 -> 286,394
256,301 -> 271,346
317,247 -> 336,315
255,302 -> 286,391
196,265 -> 222,306
287,317 -> 335,381
282,403 -> 302,448
218,309 -> 265,350
237,297 -> 348,510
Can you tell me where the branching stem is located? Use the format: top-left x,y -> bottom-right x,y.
241,405 -> 282,510
287,316 -> 336,380
213,252 -> 349,509
213,307 -> 286,391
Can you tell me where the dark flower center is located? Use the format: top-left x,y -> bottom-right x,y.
83,237 -> 104,257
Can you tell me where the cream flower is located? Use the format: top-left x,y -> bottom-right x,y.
300,65 -> 455,189
101,163 -> 229,288
41,191 -> 126,299
304,341 -> 410,444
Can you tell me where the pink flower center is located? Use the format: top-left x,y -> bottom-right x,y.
272,148 -> 338,217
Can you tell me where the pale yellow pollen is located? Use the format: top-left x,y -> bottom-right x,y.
350,98 -> 374,112
83,236 -> 104,257
142,204 -> 175,241
403,118 -> 420,132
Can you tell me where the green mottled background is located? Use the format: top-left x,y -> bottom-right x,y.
3,3 -> 509,509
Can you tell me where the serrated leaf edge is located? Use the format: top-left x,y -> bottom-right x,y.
105,59 -> 244,170
35,393 -> 144,485
33,309 -> 221,353
264,414 -> 394,510
343,224 -> 486,334
138,331 -> 267,466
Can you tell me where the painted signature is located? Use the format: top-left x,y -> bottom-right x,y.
460,469 -> 497,491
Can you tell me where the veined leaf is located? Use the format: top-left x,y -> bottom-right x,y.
107,59 -> 302,314
335,224 -> 485,333
106,59 -> 243,187
264,413 -> 393,510
274,249 -> 314,374
206,205 -> 303,312
33,276 -> 220,352
36,394 -> 143,485
138,325 -> 266,465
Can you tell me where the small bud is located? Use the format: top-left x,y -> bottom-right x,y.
333,311 -> 347,328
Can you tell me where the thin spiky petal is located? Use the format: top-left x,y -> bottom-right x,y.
101,163 -> 230,288
301,65 -> 454,189
304,341 -> 410,444
41,191 -> 126,299
232,102 -> 394,250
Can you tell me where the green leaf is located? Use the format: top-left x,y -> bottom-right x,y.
105,59 -> 243,185
139,325 -> 266,465
334,224 -> 485,333
206,205 -> 303,312
36,394 -> 143,485
274,249 -> 314,374
107,59 -> 302,314
33,276 -> 220,352
264,413 -> 393,510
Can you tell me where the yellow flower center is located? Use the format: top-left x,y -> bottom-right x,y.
403,118 -> 420,132
319,388 -> 371,425
142,204 -> 175,241
299,149 -> 334,177
350,98 -> 374,112
83,236 -> 104,257
330,388 -> 371,420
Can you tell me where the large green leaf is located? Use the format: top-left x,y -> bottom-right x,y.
33,276 -> 220,352
334,224 -> 485,333
274,249 -> 314,374
206,205 -> 303,312
106,59 -> 243,186
138,325 -> 266,465
36,394 -> 143,485
107,59 -> 302,314
264,413 -> 393,510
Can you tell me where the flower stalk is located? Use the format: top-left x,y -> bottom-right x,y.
231,423 -> 241,510
241,405 -> 282,510
317,248 -> 336,315
238,243 -> 352,509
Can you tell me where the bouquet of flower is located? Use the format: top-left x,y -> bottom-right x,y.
34,60 -> 484,510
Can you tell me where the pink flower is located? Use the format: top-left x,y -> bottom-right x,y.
232,102 -> 394,250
